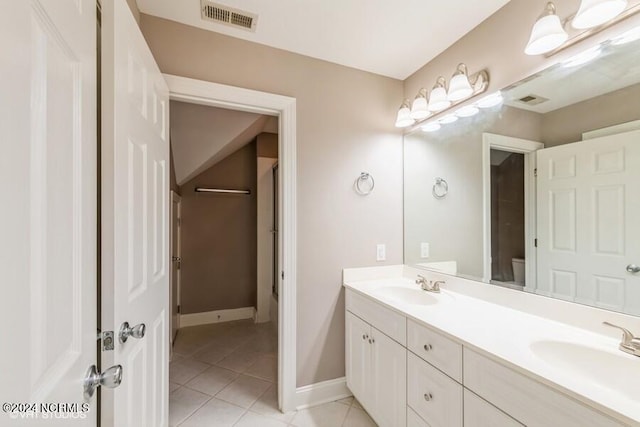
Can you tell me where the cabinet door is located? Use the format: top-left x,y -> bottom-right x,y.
371,328 -> 407,427
346,312 -> 371,406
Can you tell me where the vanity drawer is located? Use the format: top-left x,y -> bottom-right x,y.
408,352 -> 463,427
463,349 -> 622,427
407,319 -> 462,382
346,289 -> 406,345
407,407 -> 429,427
464,389 -> 523,427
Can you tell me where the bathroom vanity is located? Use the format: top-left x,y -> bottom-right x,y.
343,266 -> 640,427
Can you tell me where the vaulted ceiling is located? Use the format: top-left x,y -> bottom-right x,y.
170,101 -> 277,185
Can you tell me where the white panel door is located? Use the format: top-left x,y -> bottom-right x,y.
101,1 -> 170,426
370,328 -> 406,427
0,0 -> 96,425
537,130 -> 640,314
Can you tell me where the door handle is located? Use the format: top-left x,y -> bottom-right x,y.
84,365 -> 122,399
627,264 -> 640,274
172,256 -> 181,262
119,322 -> 146,343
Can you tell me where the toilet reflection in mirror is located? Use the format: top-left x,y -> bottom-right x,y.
404,33 -> 640,316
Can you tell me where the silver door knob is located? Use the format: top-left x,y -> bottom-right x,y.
627,264 -> 640,274
119,321 -> 146,343
84,365 -> 122,399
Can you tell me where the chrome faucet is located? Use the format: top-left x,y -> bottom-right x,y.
416,275 -> 443,293
603,322 -> 640,357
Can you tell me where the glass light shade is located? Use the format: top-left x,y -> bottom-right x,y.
395,100 -> 415,128
448,73 -> 474,102
572,0 -> 627,29
410,92 -> 431,120
562,46 -> 602,67
477,92 -> 503,109
611,26 -> 640,45
525,12 -> 569,55
428,86 -> 451,112
455,105 -> 480,117
439,114 -> 459,124
421,122 -> 441,132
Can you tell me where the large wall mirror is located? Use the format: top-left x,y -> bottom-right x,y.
404,33 -> 640,316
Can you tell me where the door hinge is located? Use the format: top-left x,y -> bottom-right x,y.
534,168 -> 538,177
281,271 -> 284,280
177,217 -> 181,227
98,330 -> 115,351
534,238 -> 538,247
177,305 -> 181,314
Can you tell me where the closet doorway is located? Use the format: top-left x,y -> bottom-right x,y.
164,76 -> 297,423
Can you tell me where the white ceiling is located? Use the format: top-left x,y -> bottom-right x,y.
137,0 -> 511,79
504,41 -> 640,114
170,101 -> 277,185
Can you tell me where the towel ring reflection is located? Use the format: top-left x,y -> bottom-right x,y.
355,172 -> 375,196
432,177 -> 448,199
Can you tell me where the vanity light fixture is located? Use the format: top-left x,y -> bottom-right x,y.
421,122 -> 442,132
428,77 -> 452,112
562,45 -> 602,67
398,65 -> 489,130
455,105 -> 480,118
410,88 -> 431,120
439,114 -> 459,124
448,64 -> 474,101
611,25 -> 640,44
525,2 -> 569,55
477,91 -> 504,109
572,0 -> 628,29
395,99 -> 415,128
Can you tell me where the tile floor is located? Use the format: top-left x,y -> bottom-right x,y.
170,320 -> 376,427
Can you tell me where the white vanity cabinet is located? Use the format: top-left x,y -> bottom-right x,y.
345,287 -> 628,427
345,311 -> 407,427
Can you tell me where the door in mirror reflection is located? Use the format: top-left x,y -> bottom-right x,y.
535,129 -> 640,315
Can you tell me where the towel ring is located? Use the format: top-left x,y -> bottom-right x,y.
432,177 -> 448,199
355,172 -> 375,196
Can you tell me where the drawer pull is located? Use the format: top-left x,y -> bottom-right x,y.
423,393 -> 433,402
423,344 -> 433,351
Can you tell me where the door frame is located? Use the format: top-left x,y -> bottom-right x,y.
163,74 -> 297,412
482,133 -> 544,290
170,190 -> 182,349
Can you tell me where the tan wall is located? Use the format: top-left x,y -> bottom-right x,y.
139,14 -> 404,386
170,148 -> 180,195
404,0 -> 640,105
257,133 -> 278,158
541,83 -> 640,146
179,142 -> 257,314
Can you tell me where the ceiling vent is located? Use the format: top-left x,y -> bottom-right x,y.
517,94 -> 549,106
201,1 -> 258,32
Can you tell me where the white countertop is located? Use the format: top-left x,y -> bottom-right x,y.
343,266 -> 640,426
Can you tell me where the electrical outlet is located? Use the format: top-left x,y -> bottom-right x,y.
421,243 -> 430,258
376,244 -> 386,262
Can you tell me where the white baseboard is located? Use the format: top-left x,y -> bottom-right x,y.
295,377 -> 352,410
179,307 -> 256,328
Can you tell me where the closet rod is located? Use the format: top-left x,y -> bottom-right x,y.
194,187 -> 251,195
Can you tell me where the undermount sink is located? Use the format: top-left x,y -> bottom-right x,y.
530,340 -> 640,399
371,286 -> 438,306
